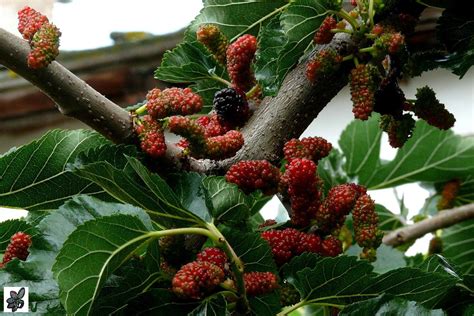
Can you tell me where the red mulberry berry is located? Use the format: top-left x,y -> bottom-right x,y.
244,272 -> 279,296
284,137 -> 332,163
380,114 -> 416,148
295,233 -> 322,255
146,88 -> 203,120
349,64 -> 379,120
226,160 -> 280,195
205,130 -> 244,160
352,194 -> 383,260
258,219 -> 277,229
306,49 -> 343,83
172,261 -> 225,299
226,34 -> 257,92
196,247 -> 228,271
413,86 -> 455,130
213,88 -> 249,127
135,115 -> 166,158
168,116 -> 207,155
197,114 -> 231,137
314,16 -> 337,44
437,179 -> 461,210
18,6 -> 49,41
2,232 -> 32,265
197,24 -> 228,65
320,236 -> 342,257
261,229 -> 297,265
28,22 -> 61,69
374,32 -> 405,55
325,184 -> 362,216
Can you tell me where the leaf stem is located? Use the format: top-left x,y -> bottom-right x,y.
148,227 -> 216,240
330,28 -> 352,35
211,74 -> 232,87
342,54 -> 354,62
333,9 -> 358,31
206,223 -> 249,312
368,0 -> 375,28
245,84 -> 260,99
359,46 -> 375,54
135,104 -> 147,115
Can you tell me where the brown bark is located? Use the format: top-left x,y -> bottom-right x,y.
383,203 -> 474,247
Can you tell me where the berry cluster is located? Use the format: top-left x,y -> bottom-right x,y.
437,179 -> 461,211
146,88 -> 203,119
281,158 -> 322,227
18,6 -> 49,41
283,137 -> 332,164
196,114 -> 232,137
213,88 -> 249,127
314,16 -> 337,44
172,260 -> 225,299
171,246 -> 279,300
243,272 -> 279,296
226,34 -> 257,92
135,115 -> 167,158
349,64 -> 380,120
196,24 -> 229,65
412,86 -> 456,130
261,228 -> 342,265
1,232 -> 32,268
352,194 -> 383,261
225,160 -> 280,195
18,6 -> 61,69
379,113 -> 415,148
316,183 -> 366,233
306,49 -> 343,83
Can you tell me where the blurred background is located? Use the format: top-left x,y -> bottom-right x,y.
0,0 -> 473,255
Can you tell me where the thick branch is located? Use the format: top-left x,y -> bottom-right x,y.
0,28 -> 133,144
383,203 -> 474,247
192,34 -> 353,173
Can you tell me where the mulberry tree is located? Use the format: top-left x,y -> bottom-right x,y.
0,1 -> 474,315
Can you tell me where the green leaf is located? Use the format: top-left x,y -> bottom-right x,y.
190,79 -> 226,114
339,114 -> 382,180
71,157 -> 202,228
187,0 -> 288,42
442,218 -> 474,274
376,204 -> 405,231
169,172 -> 212,223
441,50 -> 474,78
143,239 -> 160,273
203,176 -> 250,222
223,228 -> 277,273
0,219 -> 32,250
437,6 -> 474,53
346,244 -> 406,274
418,254 -> 462,280
254,15 -> 287,96
248,293 -> 281,316
155,41 -> 227,84
93,260 -> 163,315
189,294 -> 228,316
267,0 -> 340,93
340,294 -> 446,316
282,255 -> 457,309
123,288 -> 197,314
341,117 -> 474,190
0,129 -> 109,210
53,214 -> 153,316
0,196 -> 149,315
317,149 -> 349,195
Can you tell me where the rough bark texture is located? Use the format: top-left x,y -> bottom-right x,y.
191,34 -> 353,173
383,203 -> 474,247
0,28 -> 134,144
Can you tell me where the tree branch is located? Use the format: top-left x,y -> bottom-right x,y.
191,34 -> 354,173
0,27 -> 353,172
0,28 -> 134,144
383,203 -> 474,247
